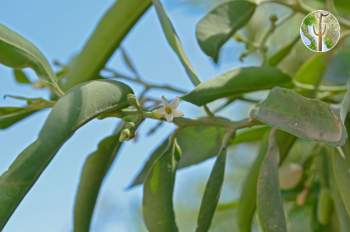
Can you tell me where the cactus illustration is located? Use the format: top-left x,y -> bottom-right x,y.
312,12 -> 329,51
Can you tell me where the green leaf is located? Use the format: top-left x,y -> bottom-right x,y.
251,87 -> 346,146
257,130 -> 287,232
238,133 -> 269,232
340,82 -> 350,122
143,138 -> 179,232
0,80 -> 132,229
151,0 -> 201,86
268,36 -> 299,66
63,0 -> 151,89
130,125 -> 225,187
287,206 -> 313,232
182,67 -> 291,106
230,126 -> 269,145
196,149 -> 226,232
0,107 -> 37,129
0,98 -> 53,129
294,54 -> 329,85
275,130 -> 297,163
74,124 -> 124,232
331,146 -> 350,217
0,24 -> 58,87
12,69 -> 31,84
329,149 -> 350,232
196,1 -> 256,62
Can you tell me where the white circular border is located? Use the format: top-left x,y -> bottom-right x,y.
300,10 -> 341,53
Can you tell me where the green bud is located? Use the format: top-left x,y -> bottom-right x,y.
269,14 -> 278,23
234,35 -> 243,42
32,81 -> 47,89
127,94 -> 139,107
125,121 -> 136,129
119,128 -> 131,142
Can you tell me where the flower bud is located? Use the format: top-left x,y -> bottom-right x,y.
269,14 -> 278,23
234,35 -> 243,42
127,94 -> 139,107
125,121 -> 136,129
119,128 -> 131,142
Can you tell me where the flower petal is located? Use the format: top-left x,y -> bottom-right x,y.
170,97 -> 180,109
161,96 -> 169,106
165,113 -> 174,122
154,107 -> 166,115
173,110 -> 184,118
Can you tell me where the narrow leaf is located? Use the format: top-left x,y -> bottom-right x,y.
63,0 -> 151,89
294,54 -> 329,85
143,138 -> 179,232
0,98 -> 53,129
130,125 -> 225,187
196,1 -> 256,62
196,149 -> 227,232
268,36 -> 299,66
251,87 -> 346,146
257,130 -> 287,232
151,0 -> 201,86
331,146 -> 350,217
74,124 -> 124,232
0,80 -> 132,229
230,126 -> 269,145
0,24 -> 58,86
329,149 -> 350,232
182,67 -> 291,106
238,133 -> 269,232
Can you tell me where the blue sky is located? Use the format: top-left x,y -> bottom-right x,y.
0,0 -> 250,231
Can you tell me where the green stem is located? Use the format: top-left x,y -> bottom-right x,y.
217,200 -> 239,211
294,81 -> 348,93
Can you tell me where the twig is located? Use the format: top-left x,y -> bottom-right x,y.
104,67 -> 187,94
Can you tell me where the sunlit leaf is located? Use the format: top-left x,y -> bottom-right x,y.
257,130 -> 287,232
196,149 -> 226,232
63,0 -> 151,89
0,24 -> 58,88
196,0 -> 256,62
182,67 -> 291,106
0,80 -> 132,229
251,87 -> 346,146
151,0 -> 201,85
143,138 -> 179,232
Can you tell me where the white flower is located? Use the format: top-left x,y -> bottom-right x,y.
154,96 -> 184,122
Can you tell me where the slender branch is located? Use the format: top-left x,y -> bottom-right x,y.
104,67 -> 187,94
217,200 -> 239,211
